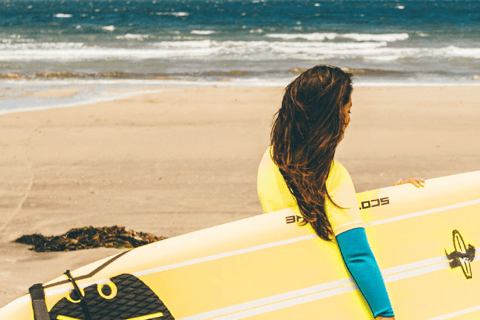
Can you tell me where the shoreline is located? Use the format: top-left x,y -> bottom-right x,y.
1,80 -> 480,117
1,84 -> 479,308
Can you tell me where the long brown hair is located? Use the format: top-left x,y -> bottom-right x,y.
271,65 -> 353,241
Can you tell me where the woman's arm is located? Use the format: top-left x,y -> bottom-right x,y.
336,227 -> 395,319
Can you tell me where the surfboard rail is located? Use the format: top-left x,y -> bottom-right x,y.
1,170 -> 479,319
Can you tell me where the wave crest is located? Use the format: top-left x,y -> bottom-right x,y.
266,32 -> 409,42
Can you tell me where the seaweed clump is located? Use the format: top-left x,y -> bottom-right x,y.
14,226 -> 167,252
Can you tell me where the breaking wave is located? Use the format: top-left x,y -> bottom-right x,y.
1,40 -> 479,62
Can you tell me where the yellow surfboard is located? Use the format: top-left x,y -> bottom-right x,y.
1,171 -> 479,319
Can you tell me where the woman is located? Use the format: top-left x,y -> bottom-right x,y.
257,65 -> 422,319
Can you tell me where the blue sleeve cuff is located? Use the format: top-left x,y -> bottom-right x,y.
336,228 -> 395,318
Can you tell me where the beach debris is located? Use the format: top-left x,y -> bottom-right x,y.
14,226 -> 167,252
35,71 -> 88,79
0,71 -> 205,81
0,71 -> 179,80
0,72 -> 25,80
290,68 -> 307,74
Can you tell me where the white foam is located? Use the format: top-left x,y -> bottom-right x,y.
54,13 -> 72,18
266,33 -> 338,41
102,25 -> 115,32
268,41 -> 389,61
191,30 -> 216,35
396,5 -> 405,9
1,35 -> 34,44
116,34 -> 150,40
0,42 -> 85,50
156,12 -> 189,17
434,46 -> 480,59
266,32 -> 409,42
342,33 -> 409,42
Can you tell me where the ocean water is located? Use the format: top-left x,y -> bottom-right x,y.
1,0 -> 480,84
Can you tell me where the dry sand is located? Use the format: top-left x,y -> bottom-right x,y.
1,85 -> 479,307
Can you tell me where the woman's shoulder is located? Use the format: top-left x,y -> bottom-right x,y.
327,160 -> 353,190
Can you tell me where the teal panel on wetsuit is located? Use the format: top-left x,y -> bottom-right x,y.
336,227 -> 395,318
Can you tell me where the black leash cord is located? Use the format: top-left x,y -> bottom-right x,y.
64,270 -> 93,320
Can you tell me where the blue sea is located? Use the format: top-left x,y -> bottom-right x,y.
1,0 -> 480,84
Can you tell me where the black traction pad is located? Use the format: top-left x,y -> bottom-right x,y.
49,274 -> 175,320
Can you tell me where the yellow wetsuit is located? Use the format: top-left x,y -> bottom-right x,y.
256,146 -> 395,317
257,147 -> 364,236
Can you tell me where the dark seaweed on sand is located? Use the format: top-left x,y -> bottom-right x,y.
14,226 -> 167,252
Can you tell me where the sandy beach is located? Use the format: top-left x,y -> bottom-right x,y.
1,84 -> 479,307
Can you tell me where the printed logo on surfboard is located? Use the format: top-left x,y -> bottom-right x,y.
445,230 -> 475,280
358,197 -> 390,211
49,273 -> 175,320
285,196 -> 391,224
